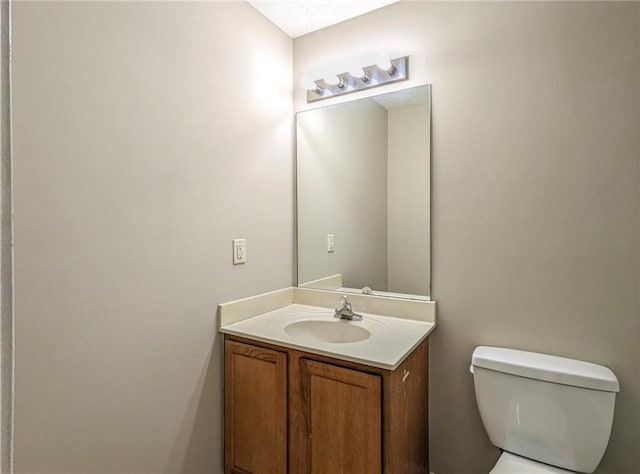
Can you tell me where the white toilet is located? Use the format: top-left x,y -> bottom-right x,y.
470,346 -> 619,473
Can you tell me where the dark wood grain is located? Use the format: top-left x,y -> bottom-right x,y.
224,334 -> 429,474
299,359 -> 382,474
383,340 -> 429,474
224,339 -> 288,474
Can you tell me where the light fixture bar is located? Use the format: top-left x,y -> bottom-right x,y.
306,56 -> 408,103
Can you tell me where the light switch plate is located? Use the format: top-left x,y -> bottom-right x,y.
327,234 -> 335,253
233,239 -> 246,265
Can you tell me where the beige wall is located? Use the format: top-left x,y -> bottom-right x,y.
297,99 -> 389,290
0,1 -> 12,472
387,104 -> 431,295
12,2 -> 292,472
295,2 -> 640,473
10,2 -> 640,473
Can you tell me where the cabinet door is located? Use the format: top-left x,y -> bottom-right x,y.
224,339 -> 287,474
299,359 -> 382,474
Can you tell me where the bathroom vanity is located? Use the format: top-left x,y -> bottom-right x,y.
219,288 -> 436,474
221,82 -> 435,473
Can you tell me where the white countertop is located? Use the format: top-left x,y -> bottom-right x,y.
219,302 -> 436,370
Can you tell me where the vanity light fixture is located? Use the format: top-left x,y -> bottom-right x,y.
305,55 -> 408,103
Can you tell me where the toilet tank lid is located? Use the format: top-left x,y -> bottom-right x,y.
472,346 -> 620,392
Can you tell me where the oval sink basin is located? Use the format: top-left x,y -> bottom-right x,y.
284,320 -> 370,344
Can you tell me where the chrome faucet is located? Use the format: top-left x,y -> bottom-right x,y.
334,295 -> 363,321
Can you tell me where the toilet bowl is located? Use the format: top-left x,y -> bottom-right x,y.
490,452 -> 574,474
471,346 -> 619,474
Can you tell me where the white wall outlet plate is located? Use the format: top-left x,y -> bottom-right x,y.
327,234 -> 335,253
233,239 -> 246,265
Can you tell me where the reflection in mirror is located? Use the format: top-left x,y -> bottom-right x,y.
296,85 -> 431,300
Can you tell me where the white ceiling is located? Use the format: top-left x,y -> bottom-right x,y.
248,0 -> 400,38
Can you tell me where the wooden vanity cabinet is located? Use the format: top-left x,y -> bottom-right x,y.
224,335 -> 429,474
297,359 -> 382,474
224,340 -> 288,474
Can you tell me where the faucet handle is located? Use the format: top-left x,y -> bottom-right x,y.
339,294 -> 351,309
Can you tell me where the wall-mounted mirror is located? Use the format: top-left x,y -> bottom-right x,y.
296,85 -> 431,300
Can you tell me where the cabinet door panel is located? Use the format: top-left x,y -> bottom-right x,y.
224,339 -> 287,474
300,359 -> 382,474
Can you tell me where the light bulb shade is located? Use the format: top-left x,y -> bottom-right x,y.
374,54 -> 392,72
305,56 -> 408,103
348,67 -> 367,80
324,75 -> 342,86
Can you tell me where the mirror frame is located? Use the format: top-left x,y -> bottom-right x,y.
295,84 -> 432,301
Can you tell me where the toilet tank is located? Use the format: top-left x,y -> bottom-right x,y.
471,347 -> 619,473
